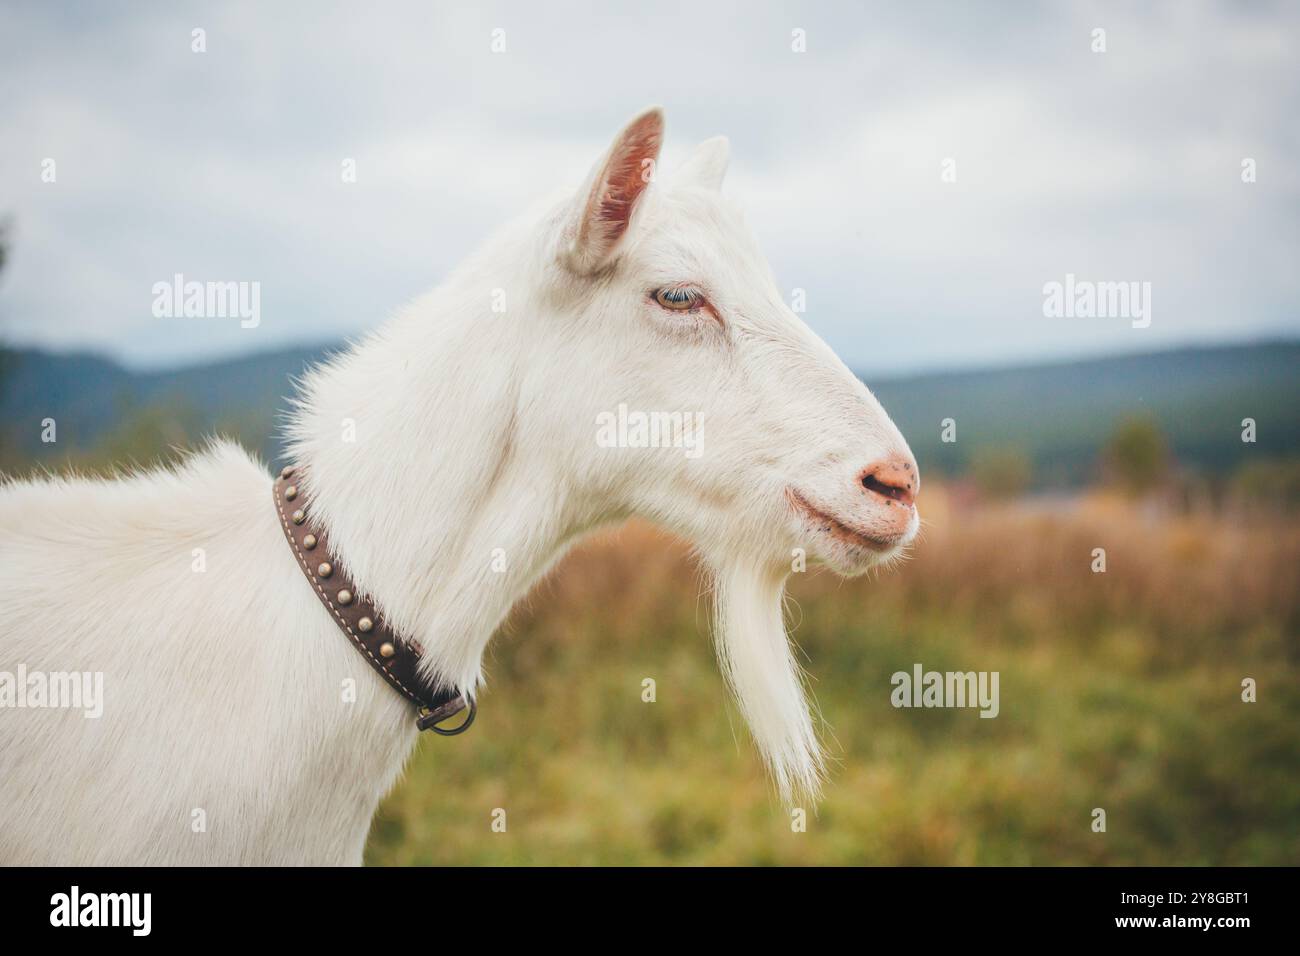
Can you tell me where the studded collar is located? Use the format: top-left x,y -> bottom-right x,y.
273,466 -> 475,735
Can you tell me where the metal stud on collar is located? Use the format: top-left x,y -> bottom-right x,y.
275,467 -> 473,738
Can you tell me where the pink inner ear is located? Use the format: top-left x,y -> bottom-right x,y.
594,113 -> 662,246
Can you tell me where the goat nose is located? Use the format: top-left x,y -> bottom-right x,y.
859,457 -> 918,507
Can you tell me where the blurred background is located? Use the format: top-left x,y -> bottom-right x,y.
1,1 -> 1297,863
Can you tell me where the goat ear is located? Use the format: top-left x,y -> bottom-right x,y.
677,136 -> 729,191
563,106 -> 664,275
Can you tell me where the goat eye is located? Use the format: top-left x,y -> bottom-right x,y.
653,287 -> 702,311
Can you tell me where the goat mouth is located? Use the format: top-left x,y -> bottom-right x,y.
787,488 -> 902,553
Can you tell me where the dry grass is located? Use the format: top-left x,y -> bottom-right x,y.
368,487 -> 1299,865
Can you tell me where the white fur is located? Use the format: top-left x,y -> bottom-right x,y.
0,108 -> 917,864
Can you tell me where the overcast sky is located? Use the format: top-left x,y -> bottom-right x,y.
1,0 -> 1296,375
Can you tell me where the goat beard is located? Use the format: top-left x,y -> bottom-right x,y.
710,554 -> 825,805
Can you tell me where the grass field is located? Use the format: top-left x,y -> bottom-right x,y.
366,488 -> 1300,865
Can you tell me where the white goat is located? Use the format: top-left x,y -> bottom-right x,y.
0,108 -> 919,865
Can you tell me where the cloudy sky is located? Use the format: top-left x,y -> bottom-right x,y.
1,0 -> 1296,375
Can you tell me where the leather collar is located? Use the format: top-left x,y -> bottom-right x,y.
273,466 -> 474,735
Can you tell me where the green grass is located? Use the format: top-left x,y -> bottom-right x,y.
366,509 -> 1300,865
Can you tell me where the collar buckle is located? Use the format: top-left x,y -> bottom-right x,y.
418,697 -> 477,735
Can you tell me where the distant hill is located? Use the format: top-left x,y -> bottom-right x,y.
0,343 -> 337,467
1,340 -> 1296,486
867,342 -> 1300,486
